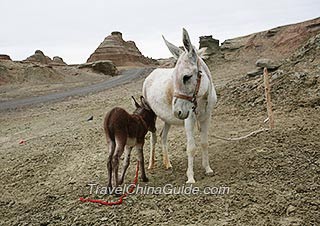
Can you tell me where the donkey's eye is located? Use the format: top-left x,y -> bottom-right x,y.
183,75 -> 192,84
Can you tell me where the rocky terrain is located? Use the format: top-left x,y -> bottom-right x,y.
87,31 -> 156,67
24,50 -> 67,66
0,18 -> 319,225
0,49 -> 122,101
220,17 -> 320,62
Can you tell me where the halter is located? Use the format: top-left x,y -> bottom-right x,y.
173,60 -> 202,113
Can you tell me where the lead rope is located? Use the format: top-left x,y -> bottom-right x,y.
79,161 -> 140,206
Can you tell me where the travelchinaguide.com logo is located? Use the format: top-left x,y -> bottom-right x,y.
86,183 -> 230,196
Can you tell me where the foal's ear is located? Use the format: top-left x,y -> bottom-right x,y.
162,35 -> 183,59
131,96 -> 141,108
182,28 -> 197,59
140,96 -> 151,111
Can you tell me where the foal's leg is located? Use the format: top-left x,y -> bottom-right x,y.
107,139 -> 115,190
185,114 -> 196,183
200,118 -> 213,175
119,146 -> 132,185
162,122 -> 172,169
148,132 -> 157,170
113,136 -> 126,187
137,143 -> 149,182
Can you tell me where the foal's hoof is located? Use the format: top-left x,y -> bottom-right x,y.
106,186 -> 113,194
114,192 -> 122,197
141,176 -> 149,182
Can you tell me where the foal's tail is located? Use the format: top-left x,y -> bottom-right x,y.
104,110 -> 115,143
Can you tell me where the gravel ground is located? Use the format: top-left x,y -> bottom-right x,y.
0,67 -> 319,225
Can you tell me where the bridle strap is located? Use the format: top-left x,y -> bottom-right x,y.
173,93 -> 194,102
173,60 -> 202,112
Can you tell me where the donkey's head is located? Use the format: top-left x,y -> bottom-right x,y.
132,96 -> 157,133
163,28 -> 206,120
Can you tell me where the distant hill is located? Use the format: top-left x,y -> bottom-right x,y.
203,17 -> 320,66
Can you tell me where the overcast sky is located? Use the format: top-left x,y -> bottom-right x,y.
1,0 -> 319,64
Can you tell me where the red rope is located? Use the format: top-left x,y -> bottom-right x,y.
79,161 -> 140,206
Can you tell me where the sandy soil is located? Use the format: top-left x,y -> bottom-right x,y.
0,64 -> 319,225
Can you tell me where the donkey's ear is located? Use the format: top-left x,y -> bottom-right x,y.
182,28 -> 196,59
140,96 -> 151,111
182,28 -> 192,52
162,35 -> 183,59
131,96 -> 141,108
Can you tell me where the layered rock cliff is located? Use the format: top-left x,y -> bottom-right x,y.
87,31 -> 155,66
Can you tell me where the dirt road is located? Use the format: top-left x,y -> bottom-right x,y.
0,68 -> 153,111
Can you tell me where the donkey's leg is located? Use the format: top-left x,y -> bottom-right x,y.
136,143 -> 149,182
148,132 -> 157,170
162,122 -> 172,169
107,140 -> 116,190
113,137 -> 126,187
200,118 -> 213,175
119,146 -> 132,185
185,115 -> 196,183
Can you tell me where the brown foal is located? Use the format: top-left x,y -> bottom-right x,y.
104,96 -> 156,191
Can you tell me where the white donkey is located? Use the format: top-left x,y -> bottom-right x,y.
143,28 -> 217,183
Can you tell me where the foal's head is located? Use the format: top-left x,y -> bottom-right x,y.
163,28 -> 207,120
132,96 -> 157,133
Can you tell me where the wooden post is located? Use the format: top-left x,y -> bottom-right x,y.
263,67 -> 274,129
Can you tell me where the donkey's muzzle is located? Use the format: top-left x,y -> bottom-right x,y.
174,109 -> 189,120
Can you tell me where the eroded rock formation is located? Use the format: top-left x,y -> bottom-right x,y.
0,54 -> 12,61
24,50 -> 67,66
87,31 -> 155,66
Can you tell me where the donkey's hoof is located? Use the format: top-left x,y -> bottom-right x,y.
186,178 -> 195,184
147,164 -> 155,170
205,171 -> 214,177
205,168 -> 214,177
164,162 -> 172,170
141,176 -> 149,182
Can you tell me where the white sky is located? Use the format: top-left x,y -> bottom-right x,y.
1,0 -> 319,64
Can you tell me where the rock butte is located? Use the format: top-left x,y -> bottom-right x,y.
87,31 -> 155,67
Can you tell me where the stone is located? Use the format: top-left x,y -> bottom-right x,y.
0,54 -> 11,61
286,205 -> 296,216
24,50 -> 52,65
246,68 -> 263,77
52,56 -> 67,66
157,57 -> 175,68
265,28 -> 280,37
78,60 -> 118,76
199,36 -> 221,56
220,39 -> 245,51
87,31 -> 156,66
255,58 -> 281,70
24,51 -> 68,66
